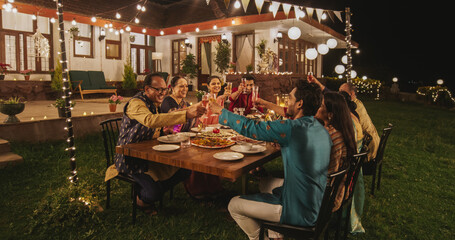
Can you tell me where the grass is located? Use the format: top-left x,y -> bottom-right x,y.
0,100 -> 454,239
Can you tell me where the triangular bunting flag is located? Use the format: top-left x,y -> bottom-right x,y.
334,11 -> 343,22
270,1 -> 280,18
255,0 -> 264,14
241,0 -> 250,13
224,0 -> 230,9
206,0 -> 210,5
327,11 -> 335,22
306,7 -> 314,18
315,9 -> 324,22
282,3 -> 291,18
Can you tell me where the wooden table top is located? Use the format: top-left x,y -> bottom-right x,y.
116,139 -> 281,181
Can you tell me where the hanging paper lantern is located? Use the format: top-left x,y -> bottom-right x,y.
335,65 -> 345,74
327,38 -> 337,48
437,79 -> 444,85
317,44 -> 329,55
341,55 -> 348,64
287,27 -> 301,40
392,77 -> 398,83
305,48 -> 318,60
350,70 -> 357,78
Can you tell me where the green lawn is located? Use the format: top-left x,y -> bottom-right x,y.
0,100 -> 454,239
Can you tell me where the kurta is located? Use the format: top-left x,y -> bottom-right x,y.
354,99 -> 380,161
228,87 -> 263,115
219,109 -> 332,227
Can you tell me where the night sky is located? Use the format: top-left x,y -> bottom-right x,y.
321,1 -> 453,92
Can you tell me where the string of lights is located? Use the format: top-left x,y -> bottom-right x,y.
344,7 -> 353,83
55,0 -> 77,185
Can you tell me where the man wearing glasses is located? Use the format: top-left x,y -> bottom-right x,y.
114,73 -> 206,214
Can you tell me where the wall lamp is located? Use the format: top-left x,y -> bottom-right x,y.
221,33 -> 228,44
184,38 -> 192,49
98,28 -> 106,41
274,32 -> 283,43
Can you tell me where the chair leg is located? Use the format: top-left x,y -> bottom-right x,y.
132,184 -> 137,224
259,224 -> 265,240
106,180 -> 111,209
371,165 -> 377,196
377,163 -> 383,191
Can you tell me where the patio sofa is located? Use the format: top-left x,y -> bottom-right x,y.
68,70 -> 117,100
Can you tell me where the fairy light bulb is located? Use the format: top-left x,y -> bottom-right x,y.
115,12 -> 121,19
195,27 -> 200,32
91,17 -> 96,22
234,0 -> 241,9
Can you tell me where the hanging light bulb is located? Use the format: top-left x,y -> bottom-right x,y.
142,28 -> 146,33
195,27 -> 200,32
104,23 -> 108,28
287,27 -> 301,40
108,23 -> 113,28
141,6 -> 146,12
134,18 -> 140,24
317,44 -> 329,55
231,19 -> 236,24
71,18 -> 77,26
341,55 -> 348,64
12,7 -> 17,13
119,29 -> 124,34
326,38 -> 337,49
115,30 -> 119,35
125,26 -> 131,32
234,0 -> 241,9
160,30 -> 164,35
305,48 -> 318,60
50,18 -> 56,23
115,12 -> 121,19
213,25 -> 217,30
91,17 -> 96,22
437,79 -> 444,85
109,28 -> 113,32
321,12 -> 327,20
177,29 -> 182,34
137,4 -> 142,10
392,77 -> 398,83
335,65 -> 345,74
31,14 -> 37,20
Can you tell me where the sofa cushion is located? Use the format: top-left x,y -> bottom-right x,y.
69,71 -> 93,90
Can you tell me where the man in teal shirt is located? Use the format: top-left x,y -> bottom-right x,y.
209,81 -> 332,240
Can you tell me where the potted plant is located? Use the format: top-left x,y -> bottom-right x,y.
143,68 -> 151,75
108,95 -> 124,112
255,39 -> 267,58
228,62 -> 236,73
195,90 -> 206,102
20,69 -> 33,81
181,53 -> 198,91
246,64 -> 254,73
122,57 -> 137,96
52,98 -> 76,118
0,97 -> 26,123
0,63 -> 11,80
214,40 -> 231,75
69,26 -> 79,38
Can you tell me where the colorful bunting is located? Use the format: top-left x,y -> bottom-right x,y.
255,0 -> 264,14
224,0 -> 230,9
282,3 -> 291,18
270,1 -> 280,18
306,7 -> 314,18
334,11 -> 343,22
315,8 -> 324,22
241,0 -> 250,13
294,5 -> 304,20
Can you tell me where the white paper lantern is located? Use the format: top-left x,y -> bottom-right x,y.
335,65 -> 345,74
437,79 -> 444,85
341,55 -> 348,64
327,38 -> 337,49
392,77 -> 398,83
350,70 -> 357,78
288,27 -> 301,40
305,48 -> 318,60
317,44 -> 329,55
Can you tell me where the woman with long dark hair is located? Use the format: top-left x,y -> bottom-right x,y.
315,92 -> 357,211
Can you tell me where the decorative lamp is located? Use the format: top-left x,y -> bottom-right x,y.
392,77 -> 398,83
341,55 -> 348,64
184,38 -> 192,48
437,79 -> 444,85
288,27 -> 301,40
335,65 -> 345,74
305,48 -> 318,60
350,70 -> 357,78
317,44 -> 329,55
327,38 -> 337,48
98,28 -> 106,41
274,32 -> 283,43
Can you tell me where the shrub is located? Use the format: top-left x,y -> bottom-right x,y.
51,60 -> 63,91
214,41 -> 231,74
122,57 -> 137,90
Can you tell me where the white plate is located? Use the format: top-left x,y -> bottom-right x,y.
157,136 -> 185,143
230,145 -> 267,154
152,144 -> 180,152
183,132 -> 197,137
213,152 -> 244,161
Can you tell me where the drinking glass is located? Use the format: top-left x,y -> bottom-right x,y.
251,86 -> 259,111
209,93 -> 218,116
225,82 -> 232,103
179,133 -> 191,148
241,78 -> 247,94
201,93 -> 209,119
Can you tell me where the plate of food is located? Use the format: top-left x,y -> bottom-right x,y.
198,129 -> 236,138
213,152 -> 244,161
152,144 -> 180,152
191,138 -> 236,149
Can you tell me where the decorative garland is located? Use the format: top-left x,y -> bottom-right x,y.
417,86 -> 455,103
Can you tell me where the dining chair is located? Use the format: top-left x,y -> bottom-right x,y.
101,117 -> 169,224
333,151 -> 369,240
363,123 -> 393,195
258,167 -> 348,240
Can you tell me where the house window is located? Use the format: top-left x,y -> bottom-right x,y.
130,33 -> 154,74
105,30 -> 121,59
278,34 -> 317,75
73,23 -> 93,58
234,32 -> 254,72
0,11 -> 53,73
171,39 -> 187,75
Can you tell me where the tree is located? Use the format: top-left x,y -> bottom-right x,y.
214,41 -> 231,74
122,56 -> 137,90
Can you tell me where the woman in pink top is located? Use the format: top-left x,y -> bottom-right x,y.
201,76 -> 231,125
185,76 -> 231,199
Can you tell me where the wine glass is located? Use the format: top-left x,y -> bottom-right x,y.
225,82 -> 232,103
201,93 -> 209,119
250,86 -> 259,112
209,93 -> 218,116
241,78 -> 247,94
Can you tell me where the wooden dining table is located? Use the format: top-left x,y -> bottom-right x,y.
115,139 -> 281,194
